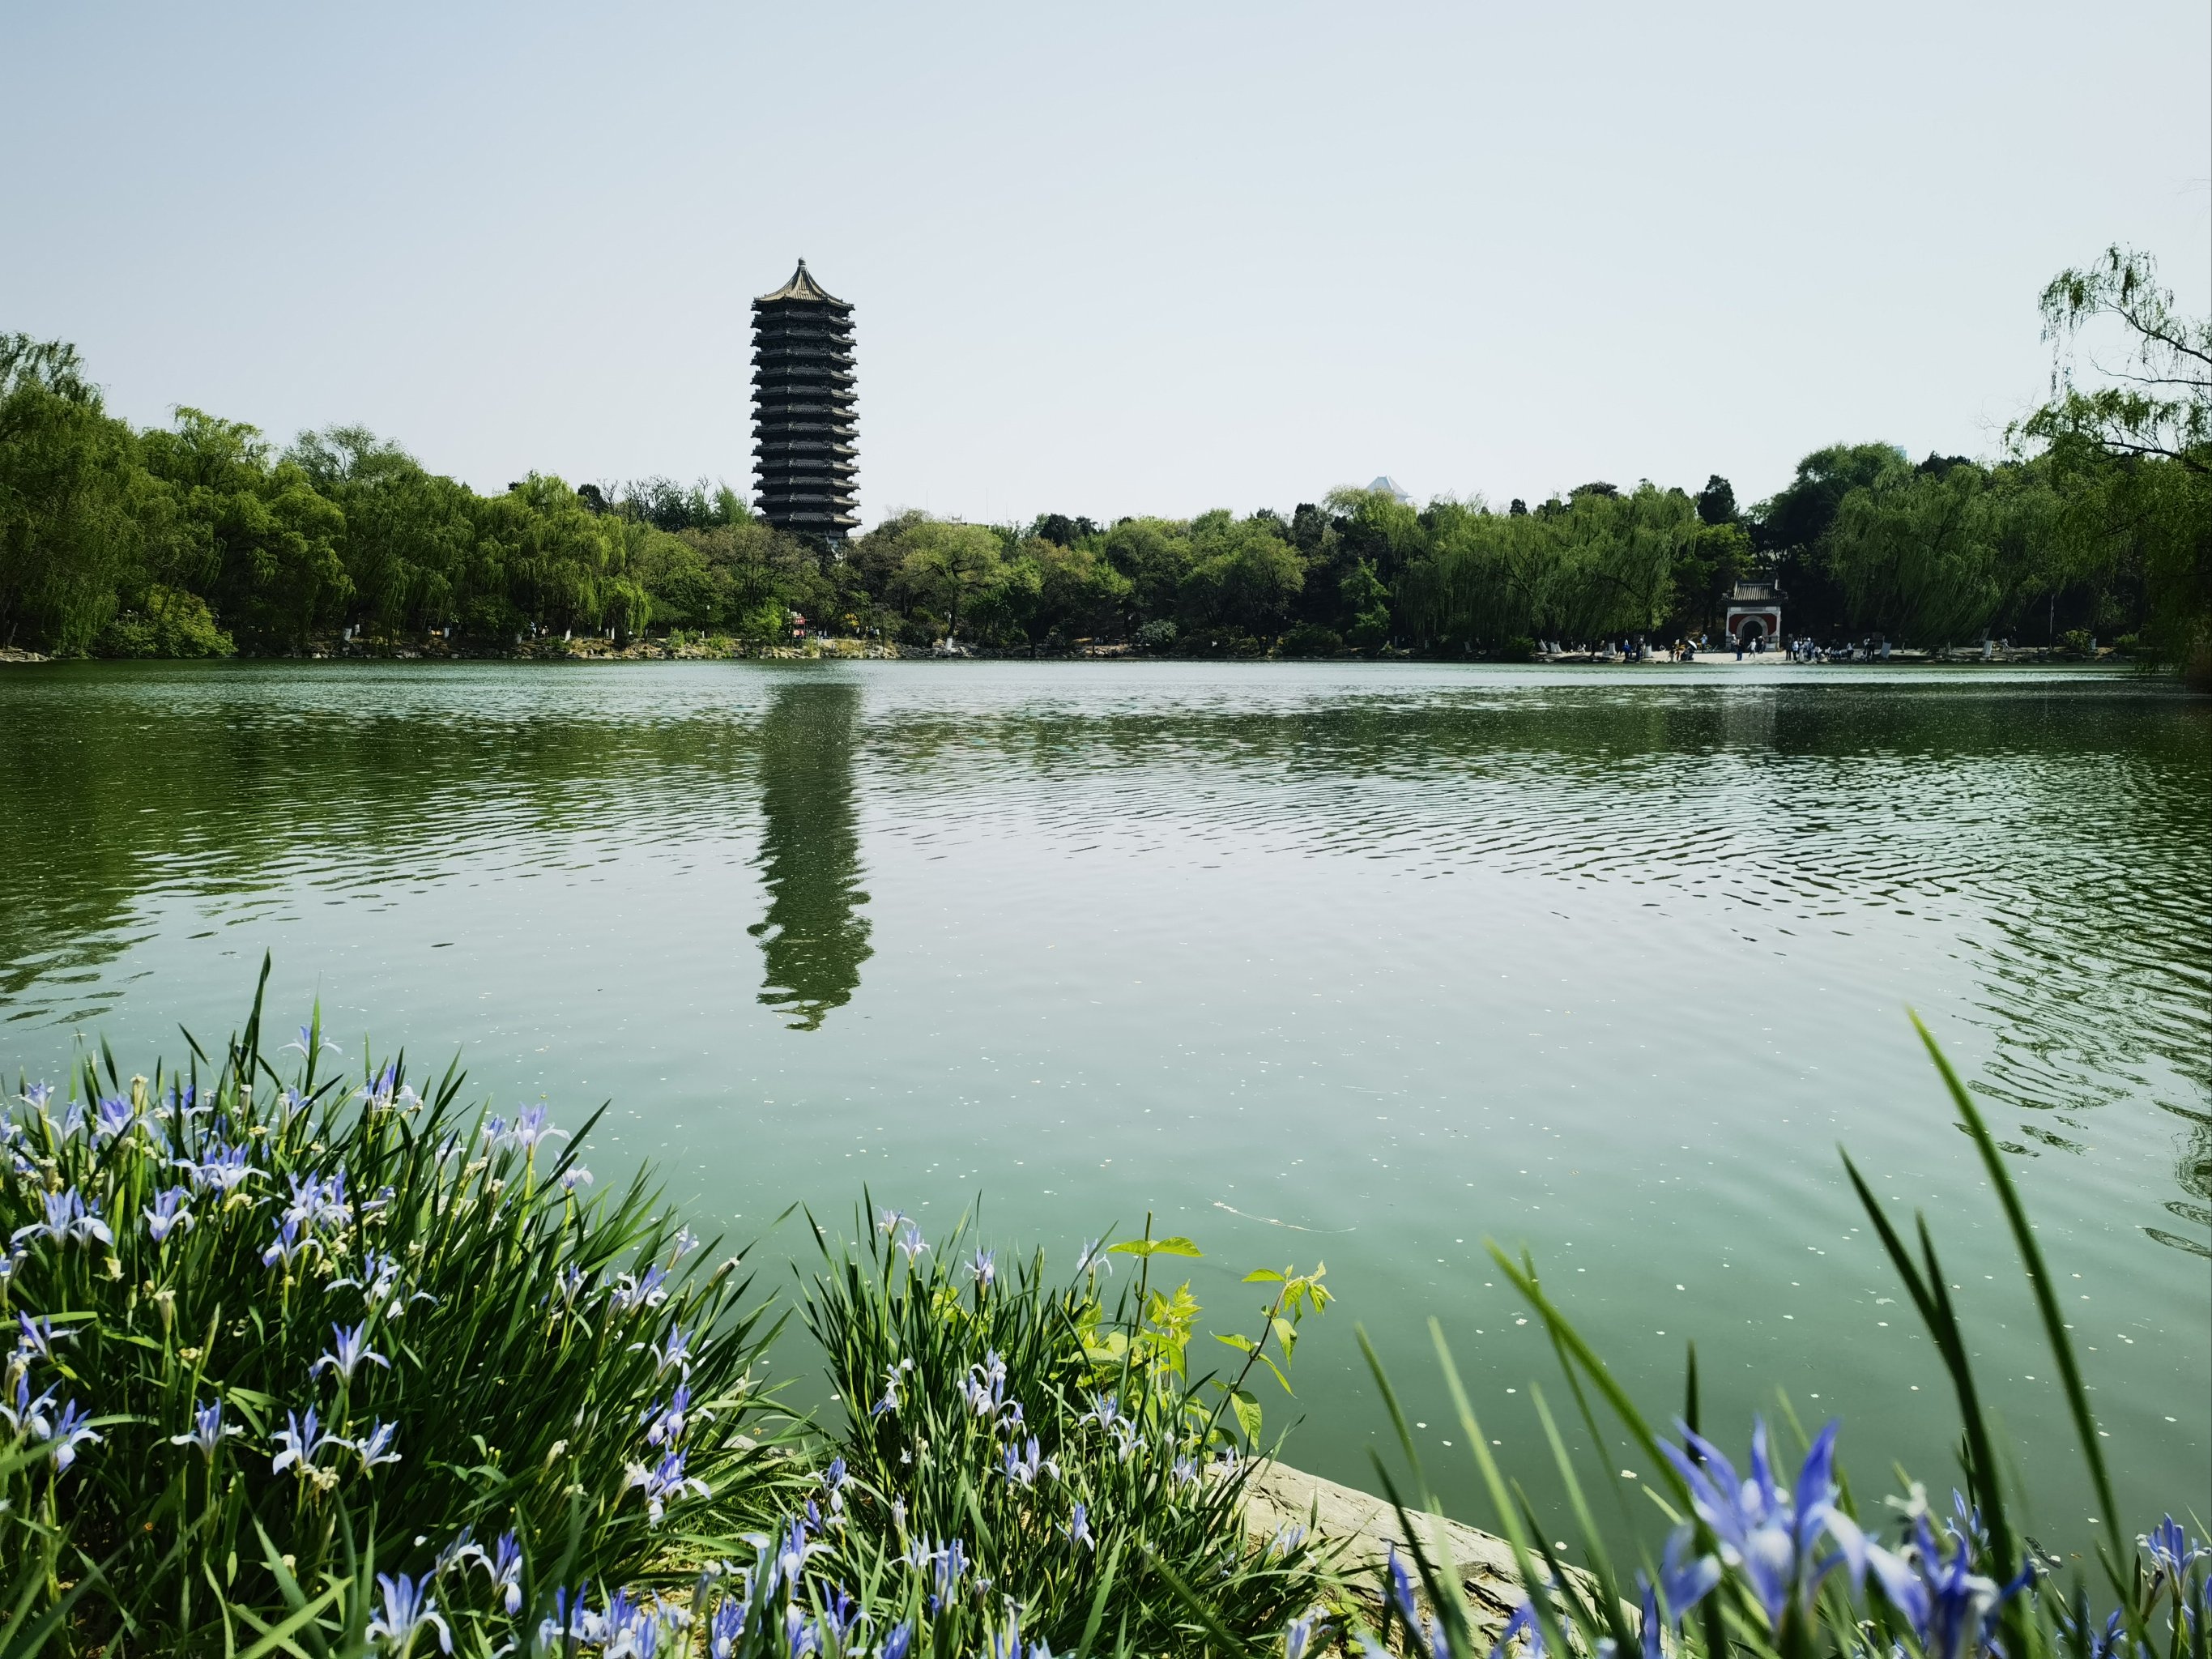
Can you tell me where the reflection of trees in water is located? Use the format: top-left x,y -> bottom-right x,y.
2149,1106 -> 2212,1260
748,683 -> 871,1031
5,670 -> 2202,1231
0,665 -> 765,1022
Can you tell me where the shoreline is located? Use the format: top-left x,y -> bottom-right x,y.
0,637 -> 2139,669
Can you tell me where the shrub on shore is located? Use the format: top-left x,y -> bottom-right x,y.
800,1207 -> 1332,1657
0,963 -> 789,1651
91,585 -> 237,659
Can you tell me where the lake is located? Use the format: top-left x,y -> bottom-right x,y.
2,659 -> 2205,1544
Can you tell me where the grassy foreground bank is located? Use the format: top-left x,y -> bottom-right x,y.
2,966 -> 2202,1657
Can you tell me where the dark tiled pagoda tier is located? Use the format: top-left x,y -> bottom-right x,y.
752,261 -> 858,537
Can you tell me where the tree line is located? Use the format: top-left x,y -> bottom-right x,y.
2,249 -> 2203,671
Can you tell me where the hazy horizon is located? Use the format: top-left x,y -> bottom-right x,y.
5,1 -> 2206,526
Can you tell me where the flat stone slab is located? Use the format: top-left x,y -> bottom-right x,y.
1242,1462 -> 1542,1636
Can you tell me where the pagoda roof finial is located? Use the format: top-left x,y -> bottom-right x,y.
756,259 -> 846,306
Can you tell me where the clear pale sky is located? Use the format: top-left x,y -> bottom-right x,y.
5,2 -> 2206,526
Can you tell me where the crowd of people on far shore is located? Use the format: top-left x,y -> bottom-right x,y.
1543,633 -> 2082,664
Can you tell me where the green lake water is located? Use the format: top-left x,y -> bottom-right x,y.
2,660 -> 2206,1543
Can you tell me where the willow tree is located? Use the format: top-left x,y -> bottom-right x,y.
1542,484 -> 1698,641
0,335 -> 141,654
1822,461 -> 2061,646
136,409 -> 349,650
2016,246 -> 2210,676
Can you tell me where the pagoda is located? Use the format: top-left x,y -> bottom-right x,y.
751,260 -> 859,539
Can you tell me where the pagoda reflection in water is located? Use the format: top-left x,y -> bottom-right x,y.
748,680 -> 872,1030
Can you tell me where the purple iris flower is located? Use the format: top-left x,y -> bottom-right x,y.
330,1249 -> 401,1302
286,1025 -> 341,1060
15,1311 -> 79,1363
1657,1418 -> 1870,1629
43,1397 -> 102,1473
638,1324 -> 693,1378
11,1188 -> 112,1249
2143,1517 -> 2206,1583
1387,1546 -> 1422,1633
93,1094 -> 139,1143
1,1375 -> 58,1438
1285,1612 -> 1323,1659
595,1585 -> 639,1640
932,1536 -> 969,1609
271,1407 -> 339,1475
352,1420 -> 402,1471
1068,1501 -> 1094,1551
964,1350 -> 1008,1416
1865,1513 -> 2032,1659
1483,1603 -> 1545,1659
539,1585 -> 596,1649
1075,1238 -> 1114,1278
1634,1580 -> 1664,1659
1097,1404 -> 1134,1452
366,1572 -> 450,1655
309,1321 -> 390,1383
709,1596 -> 747,1659
143,1186 -> 194,1243
642,1384 -> 692,1448
484,1530 -> 523,1614
879,1621 -> 914,1659
784,1603 -> 816,1659
283,1170 -> 352,1232
630,1448 -> 709,1524
612,1263 -> 671,1313
2080,1609 -> 2128,1659
970,1247 -> 997,1288
893,1222 -> 929,1264
808,1589 -> 860,1656
168,1398 -> 242,1459
1654,1523 -> 1723,1619
873,1357 -> 914,1417
778,1516 -> 821,1590
262,1217 -> 314,1270
503,1105 -> 566,1151
1621,1532 -> 1724,1659
177,1141 -> 258,1196
1002,1435 -> 1057,1488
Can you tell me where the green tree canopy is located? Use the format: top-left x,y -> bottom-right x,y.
0,335 -> 141,654
899,519 -> 1007,639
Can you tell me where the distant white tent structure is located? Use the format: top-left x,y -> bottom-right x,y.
1367,476 -> 1413,504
